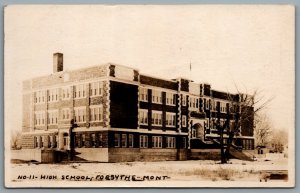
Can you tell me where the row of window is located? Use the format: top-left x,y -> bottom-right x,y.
114,134 -> 134,148
34,134 -> 104,148
209,119 -> 236,130
34,105 -> 103,126
75,133 -> 179,148
191,97 -> 228,112
34,81 -> 104,104
34,134 -> 182,149
139,110 -> 187,127
205,99 -> 240,113
140,89 -> 240,114
76,133 -> 104,148
34,135 -> 57,148
139,89 -> 235,114
189,97 -> 199,111
115,134 -> 177,149
242,139 -> 254,150
35,111 -> 59,126
139,88 -> 176,106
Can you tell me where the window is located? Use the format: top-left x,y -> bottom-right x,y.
226,103 -> 229,113
139,110 -> 148,125
76,134 -> 82,148
34,136 -> 38,148
189,97 -> 199,111
122,134 -> 127,147
166,112 -> 176,127
182,115 -> 187,127
152,89 -> 162,104
182,95 -> 186,106
211,119 -> 217,130
35,90 -> 46,104
151,111 -> 162,126
49,136 -> 53,148
152,136 -> 162,148
91,133 -> 96,147
49,135 -> 57,148
206,99 -> 210,110
48,89 -> 59,102
220,102 -> 226,113
140,135 -> 148,148
166,93 -> 176,106
47,110 -> 58,125
62,87 -> 70,100
74,84 -> 86,99
220,119 -> 227,127
242,140 -> 246,149
90,105 -> 103,122
182,137 -> 186,148
41,136 -> 45,148
62,108 -> 70,120
63,137 -> 68,146
166,137 -> 176,148
212,100 -> 217,111
81,134 -> 86,147
74,107 -> 86,123
129,134 -> 134,148
114,134 -> 120,147
35,111 -> 45,126
192,129 -> 197,138
98,133 -> 103,147
90,81 -> 103,97
139,87 -> 148,102
248,140 -> 252,150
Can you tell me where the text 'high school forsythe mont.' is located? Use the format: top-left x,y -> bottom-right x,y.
20,53 -> 254,163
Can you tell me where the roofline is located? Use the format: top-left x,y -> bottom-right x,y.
140,73 -> 178,83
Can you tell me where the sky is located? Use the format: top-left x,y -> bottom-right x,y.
4,5 -> 295,134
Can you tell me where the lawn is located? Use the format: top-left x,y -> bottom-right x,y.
6,157 -> 290,187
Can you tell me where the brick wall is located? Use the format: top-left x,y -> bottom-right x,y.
74,131 -> 108,148
188,149 -> 220,160
110,81 -> 138,129
140,75 -> 178,90
241,106 -> 254,136
180,79 -> 189,92
203,84 -> 211,96
27,80 -> 110,134
21,135 -> 35,149
31,65 -> 108,89
22,93 -> 31,132
108,148 -> 182,162
211,90 -> 239,101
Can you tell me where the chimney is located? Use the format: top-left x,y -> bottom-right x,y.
53,53 -> 63,73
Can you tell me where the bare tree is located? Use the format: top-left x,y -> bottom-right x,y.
11,130 -> 22,150
215,88 -> 273,163
270,129 -> 288,153
254,113 -> 273,147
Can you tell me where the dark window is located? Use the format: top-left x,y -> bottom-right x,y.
114,134 -> 120,147
129,134 -> 134,148
121,134 -> 127,147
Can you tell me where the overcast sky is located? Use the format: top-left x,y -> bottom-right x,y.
4,5 -> 294,134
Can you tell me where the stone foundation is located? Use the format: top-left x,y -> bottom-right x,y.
188,149 -> 220,160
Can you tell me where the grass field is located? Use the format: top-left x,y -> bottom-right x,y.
7,156 -> 289,187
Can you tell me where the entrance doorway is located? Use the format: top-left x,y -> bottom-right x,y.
63,133 -> 69,150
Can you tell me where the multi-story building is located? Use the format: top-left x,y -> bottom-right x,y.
21,53 -> 254,162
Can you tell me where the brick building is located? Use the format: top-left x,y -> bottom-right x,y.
21,53 -> 254,162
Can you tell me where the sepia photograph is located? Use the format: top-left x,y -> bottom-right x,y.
4,4 -> 295,187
